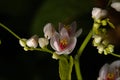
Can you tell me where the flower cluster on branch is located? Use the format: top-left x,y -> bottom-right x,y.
0,0 -> 120,80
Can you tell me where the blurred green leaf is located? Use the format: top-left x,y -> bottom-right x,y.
0,0 -> 32,16
30,0 -> 93,36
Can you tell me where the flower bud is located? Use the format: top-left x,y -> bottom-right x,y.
52,53 -> 59,60
97,45 -> 104,54
19,38 -> 27,47
92,7 -> 107,20
43,23 -> 55,39
26,35 -> 38,48
38,38 -> 49,48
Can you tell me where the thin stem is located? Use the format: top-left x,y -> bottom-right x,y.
24,47 -> 54,54
74,58 -> 82,80
75,30 -> 93,59
0,23 -> 21,40
110,53 -> 120,58
107,19 -> 115,29
74,30 -> 93,80
68,56 -> 74,80
39,47 -> 54,54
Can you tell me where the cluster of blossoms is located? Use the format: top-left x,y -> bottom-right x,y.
19,21 -> 82,59
98,60 -> 120,80
91,0 -> 120,55
92,7 -> 114,55
92,1 -> 120,79
19,34 -> 49,50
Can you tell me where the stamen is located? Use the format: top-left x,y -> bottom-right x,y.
60,38 -> 68,49
64,25 -> 71,35
107,73 -> 114,80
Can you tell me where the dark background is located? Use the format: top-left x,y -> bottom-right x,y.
0,0 -> 119,80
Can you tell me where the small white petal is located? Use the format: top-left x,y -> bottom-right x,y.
75,28 -> 82,37
60,27 -> 67,36
92,7 -> 107,20
97,77 -> 102,80
43,23 -> 55,39
97,45 -> 104,54
116,77 -> 120,80
111,2 -> 120,12
26,39 -> 38,48
50,32 -> 61,51
26,35 -> 38,48
98,64 -> 109,80
110,60 -> 120,69
38,38 -> 49,48
94,36 -> 102,44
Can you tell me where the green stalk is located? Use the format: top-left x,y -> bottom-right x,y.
110,53 -> 120,58
75,30 -> 93,59
26,47 -> 54,54
0,23 -> 21,40
74,58 -> 82,80
74,30 -> 93,80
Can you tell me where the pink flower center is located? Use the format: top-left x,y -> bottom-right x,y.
59,38 -> 68,50
106,73 -> 115,80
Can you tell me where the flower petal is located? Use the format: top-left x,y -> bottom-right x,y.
111,2 -> 120,12
92,7 -> 107,20
50,32 -> 61,51
60,27 -> 69,38
110,60 -> 120,68
109,60 -> 120,78
43,23 -> 55,39
75,28 -> 82,37
98,64 -> 109,80
56,37 -> 77,55
70,21 -> 77,34
59,22 -> 64,32
59,21 -> 77,37
26,35 -> 38,48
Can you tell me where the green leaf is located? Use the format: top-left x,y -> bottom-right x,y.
59,55 -> 73,80
30,0 -> 93,36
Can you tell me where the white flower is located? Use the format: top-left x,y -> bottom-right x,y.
92,35 -> 102,47
50,22 -> 82,55
92,7 -> 107,20
97,45 -> 104,54
94,36 -> 102,44
26,35 -> 38,48
98,64 -> 109,80
38,38 -> 49,48
43,23 -> 55,39
98,60 -> 120,80
111,2 -> 120,12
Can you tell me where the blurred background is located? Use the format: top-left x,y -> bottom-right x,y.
0,0 -> 119,80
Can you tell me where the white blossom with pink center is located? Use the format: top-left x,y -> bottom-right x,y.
44,21 -> 82,55
98,60 -> 120,80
